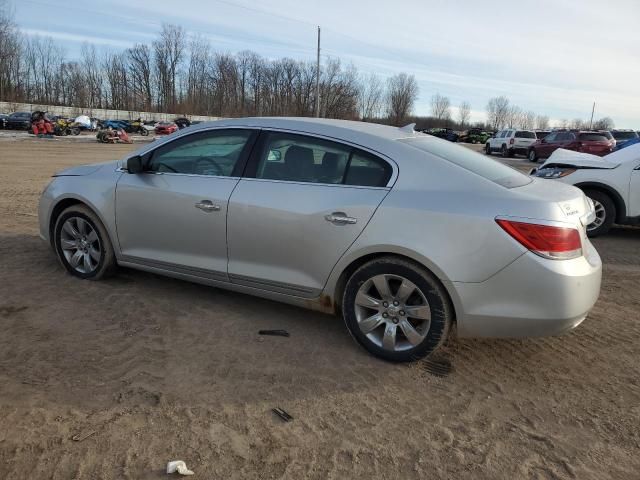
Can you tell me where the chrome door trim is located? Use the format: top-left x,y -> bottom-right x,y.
229,273 -> 320,298
120,254 -> 228,281
235,177 -> 391,190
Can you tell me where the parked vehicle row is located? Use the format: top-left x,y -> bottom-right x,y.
0,111 -> 196,137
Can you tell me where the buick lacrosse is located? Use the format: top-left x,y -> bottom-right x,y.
39,118 -> 602,361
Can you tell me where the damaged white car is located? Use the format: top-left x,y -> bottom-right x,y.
531,144 -> 640,236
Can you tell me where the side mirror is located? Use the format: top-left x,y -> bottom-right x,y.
127,155 -> 144,173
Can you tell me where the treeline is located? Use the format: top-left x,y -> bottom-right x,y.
0,1 -> 616,130
0,2 -> 419,124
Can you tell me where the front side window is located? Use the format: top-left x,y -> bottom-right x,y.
254,132 -> 391,187
148,129 -> 253,176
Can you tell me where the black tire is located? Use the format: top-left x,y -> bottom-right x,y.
53,205 -> 117,280
140,127 -> 149,136
71,127 -> 80,136
583,189 -> 615,237
528,148 -> 538,162
501,145 -> 508,158
342,256 -> 453,362
485,143 -> 491,155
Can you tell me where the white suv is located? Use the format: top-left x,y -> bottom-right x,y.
486,129 -> 537,158
531,145 -> 640,236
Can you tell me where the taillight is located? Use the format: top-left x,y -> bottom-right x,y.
496,219 -> 582,260
509,138 -> 514,145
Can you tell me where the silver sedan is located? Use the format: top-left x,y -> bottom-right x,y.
38,118 -> 602,361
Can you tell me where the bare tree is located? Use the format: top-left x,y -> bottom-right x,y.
593,117 -> 614,130
486,96 -> 510,130
458,101 -> 471,129
82,44 -> 103,109
153,24 -> 185,111
520,110 -> 536,130
536,114 -> 550,130
430,93 -> 451,122
127,43 -> 153,111
506,105 -> 522,128
357,73 -> 384,120
385,73 -> 418,126
570,118 -> 585,129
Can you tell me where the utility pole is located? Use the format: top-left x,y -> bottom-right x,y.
589,101 -> 595,129
315,26 -> 321,118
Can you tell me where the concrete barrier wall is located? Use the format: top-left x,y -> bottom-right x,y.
0,101 -> 221,122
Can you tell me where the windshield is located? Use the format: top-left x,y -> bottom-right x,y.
612,131 -> 638,140
399,136 -> 532,188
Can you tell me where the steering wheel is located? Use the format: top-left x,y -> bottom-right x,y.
195,157 -> 223,176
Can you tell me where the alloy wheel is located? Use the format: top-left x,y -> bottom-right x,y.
588,199 -> 606,232
59,217 -> 102,274
354,274 -> 431,352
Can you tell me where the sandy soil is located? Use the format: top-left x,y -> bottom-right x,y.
1,138 -> 639,479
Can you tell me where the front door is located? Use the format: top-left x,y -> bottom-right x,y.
227,130 -> 394,297
115,128 -> 257,279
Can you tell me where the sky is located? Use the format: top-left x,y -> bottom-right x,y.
14,0 -> 640,128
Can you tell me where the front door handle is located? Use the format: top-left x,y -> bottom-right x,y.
325,212 -> 357,225
195,200 -> 221,212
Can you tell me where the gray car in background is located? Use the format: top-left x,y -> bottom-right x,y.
38,118 -> 602,361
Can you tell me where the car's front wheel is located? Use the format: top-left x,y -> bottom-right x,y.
485,143 -> 491,155
53,205 -> 117,279
584,190 -> 615,237
342,257 -> 452,362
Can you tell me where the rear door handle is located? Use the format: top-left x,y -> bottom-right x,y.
195,200 -> 221,212
325,212 -> 357,225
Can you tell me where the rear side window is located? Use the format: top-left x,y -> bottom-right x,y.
254,132 -> 391,187
515,131 -> 536,139
535,131 -> 550,139
400,137 -> 532,188
579,133 -> 609,141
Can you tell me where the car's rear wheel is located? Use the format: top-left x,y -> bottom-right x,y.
342,257 -> 452,362
528,148 -> 538,162
53,205 -> 117,279
501,145 -> 508,157
485,143 -> 491,155
584,190 -> 615,237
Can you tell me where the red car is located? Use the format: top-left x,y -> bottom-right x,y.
528,130 -> 614,162
155,121 -> 178,135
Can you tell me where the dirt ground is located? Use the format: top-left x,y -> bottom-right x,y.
1,137 -> 639,479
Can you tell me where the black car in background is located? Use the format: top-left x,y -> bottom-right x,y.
423,127 -> 459,142
6,111 -> 32,130
174,117 -> 191,129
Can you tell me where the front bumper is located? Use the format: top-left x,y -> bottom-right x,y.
452,239 -> 602,338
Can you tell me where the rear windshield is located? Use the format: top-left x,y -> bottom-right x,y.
515,131 -> 536,139
400,137 -> 532,188
535,131 -> 550,139
612,131 -> 638,140
579,133 -> 609,142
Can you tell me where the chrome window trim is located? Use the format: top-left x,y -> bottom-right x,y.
237,177 -> 390,191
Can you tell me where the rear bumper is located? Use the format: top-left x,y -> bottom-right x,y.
451,240 -> 602,338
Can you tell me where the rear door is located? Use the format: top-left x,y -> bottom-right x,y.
226,130 -> 394,297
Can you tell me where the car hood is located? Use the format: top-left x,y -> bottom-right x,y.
540,148 -> 619,170
53,160 -> 119,177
